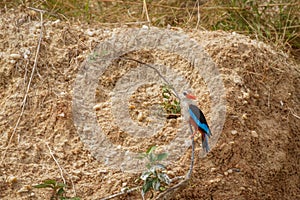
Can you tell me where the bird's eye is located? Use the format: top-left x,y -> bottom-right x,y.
183,91 -> 188,96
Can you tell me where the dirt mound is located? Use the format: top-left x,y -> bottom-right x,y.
0,7 -> 299,200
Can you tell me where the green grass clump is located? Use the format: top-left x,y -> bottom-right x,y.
33,179 -> 80,200
138,146 -> 170,199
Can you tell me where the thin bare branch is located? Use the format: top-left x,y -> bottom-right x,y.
121,57 -> 181,101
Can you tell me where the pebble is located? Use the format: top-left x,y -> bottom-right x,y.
51,19 -> 61,26
209,178 -> 221,183
73,169 -> 81,175
242,113 -> 248,119
251,130 -> 258,138
85,29 -> 95,37
17,185 -> 32,193
93,104 -> 102,111
210,167 -> 217,172
23,49 -> 31,59
7,176 -> 17,184
231,130 -> 237,135
137,112 -> 144,121
9,53 -> 21,60
142,25 -> 149,29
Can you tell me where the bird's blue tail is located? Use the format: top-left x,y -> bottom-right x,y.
202,134 -> 210,153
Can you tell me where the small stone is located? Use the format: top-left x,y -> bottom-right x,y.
57,112 -> 65,117
167,171 -> 175,177
224,171 -> 229,176
7,176 -> 17,184
10,53 -> 21,60
23,49 -> 31,59
122,182 -> 127,187
209,178 -> 221,183
73,169 -> 81,175
17,185 -> 32,193
142,25 -> 149,29
227,169 -> 233,174
231,130 -> 237,135
93,104 -> 102,111
72,175 -> 80,181
137,112 -> 144,121
86,29 -> 95,36
280,100 -> 284,106
129,105 -> 135,109
210,168 -> 217,172
251,131 -> 258,138
52,19 -> 60,26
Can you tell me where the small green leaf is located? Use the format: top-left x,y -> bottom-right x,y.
57,182 -> 67,188
57,187 -> 65,196
146,146 -> 157,154
43,179 -> 57,185
156,153 -> 168,161
33,183 -> 54,189
142,180 -> 153,196
160,186 -> 166,191
149,152 -> 156,163
146,163 -> 151,169
152,179 -> 160,191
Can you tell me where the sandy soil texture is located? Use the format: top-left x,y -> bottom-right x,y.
0,7 -> 299,200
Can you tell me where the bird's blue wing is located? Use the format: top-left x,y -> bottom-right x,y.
189,108 -> 211,137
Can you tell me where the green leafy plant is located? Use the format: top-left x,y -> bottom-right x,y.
33,179 -> 80,200
161,85 -> 181,116
138,146 -> 171,199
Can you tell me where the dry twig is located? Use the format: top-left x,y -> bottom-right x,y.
142,0 -> 151,25
46,143 -> 66,185
121,57 -> 181,100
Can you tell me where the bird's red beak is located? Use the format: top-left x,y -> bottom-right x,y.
186,93 -> 197,100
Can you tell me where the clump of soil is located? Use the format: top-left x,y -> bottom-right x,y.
0,7 -> 299,200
